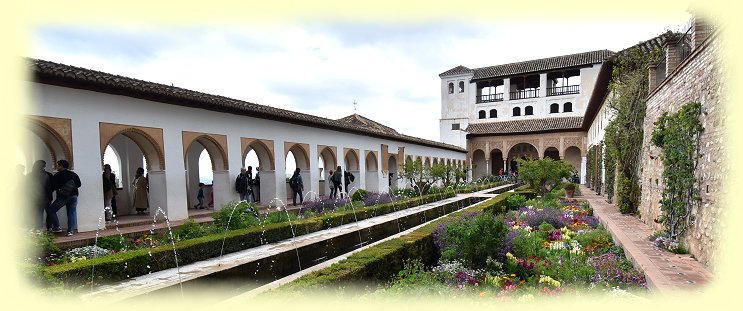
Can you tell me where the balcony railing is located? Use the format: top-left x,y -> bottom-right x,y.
478,93 -> 504,103
510,88 -> 539,100
547,85 -> 580,96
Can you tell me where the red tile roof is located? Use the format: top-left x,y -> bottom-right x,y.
466,116 -> 584,135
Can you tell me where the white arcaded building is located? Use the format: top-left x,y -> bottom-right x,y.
439,50 -> 615,182
24,59 -> 466,233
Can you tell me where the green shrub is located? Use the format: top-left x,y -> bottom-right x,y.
31,231 -> 60,258
437,212 -> 509,268
509,230 -> 545,259
506,194 -> 527,211
173,219 -> 208,241
95,235 -> 128,252
212,201 -> 260,230
351,189 -> 369,202
575,227 -> 613,252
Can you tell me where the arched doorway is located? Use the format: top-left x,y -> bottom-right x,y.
243,139 -> 275,204
318,146 -> 337,198
490,149 -> 503,176
544,147 -> 560,161
365,151 -> 379,192
184,135 -> 228,211
285,144 -> 310,200
472,149 -> 486,180
344,149 -> 360,194
564,146 -> 582,174
387,155 -> 398,191
507,143 -> 538,173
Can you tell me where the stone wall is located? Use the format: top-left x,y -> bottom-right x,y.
640,32 -> 726,268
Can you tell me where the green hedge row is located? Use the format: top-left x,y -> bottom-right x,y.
271,184 -> 528,293
40,185 -> 501,287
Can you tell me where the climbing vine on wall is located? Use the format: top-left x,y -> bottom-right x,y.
585,144 -> 604,194
603,45 -> 661,214
586,147 -> 595,188
604,139 -> 617,203
651,101 -> 704,241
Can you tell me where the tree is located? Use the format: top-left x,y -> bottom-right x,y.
516,158 -> 573,196
400,158 -> 442,195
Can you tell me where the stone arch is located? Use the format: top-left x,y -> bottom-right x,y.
183,132 -> 228,171
26,116 -> 73,169
472,149 -> 487,180
242,138 -> 275,171
344,148 -> 360,171
285,142 -> 310,170
489,148 -> 504,175
387,154 -> 398,190
100,123 -> 165,171
365,151 -> 378,171
433,158 -> 439,166
446,159 -> 451,166
544,147 -> 560,160
564,146 -> 582,172
507,142 -> 538,173
424,157 -> 431,169
318,146 -> 337,173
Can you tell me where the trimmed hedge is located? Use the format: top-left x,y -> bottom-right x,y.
41,185 -> 508,287
271,184 -> 528,293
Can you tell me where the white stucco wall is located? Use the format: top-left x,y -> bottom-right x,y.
29,82 -> 466,232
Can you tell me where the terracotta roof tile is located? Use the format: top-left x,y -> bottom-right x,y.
29,58 -> 465,153
438,65 -> 473,77
466,116 -> 583,135
471,50 -> 614,80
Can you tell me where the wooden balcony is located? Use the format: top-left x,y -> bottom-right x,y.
477,93 -> 504,103
547,85 -> 580,96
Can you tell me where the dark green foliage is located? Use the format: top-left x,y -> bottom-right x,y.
437,213 -> 509,268
603,45 -> 661,214
651,102 -> 704,241
173,219 -> 208,241
506,194 -> 527,210
509,230 -> 544,259
351,189 -> 368,202
516,158 -> 573,196
574,227 -> 613,251
212,201 -> 260,230
32,231 -> 60,258
95,235 -> 127,252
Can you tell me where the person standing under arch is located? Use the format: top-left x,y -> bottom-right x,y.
47,160 -> 81,236
235,168 -> 249,202
29,160 -> 53,231
132,167 -> 149,215
289,168 -> 304,206
102,164 -> 118,221
331,166 -> 343,199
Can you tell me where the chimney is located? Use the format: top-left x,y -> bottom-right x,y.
648,63 -> 659,90
692,15 -> 712,49
664,39 -> 681,77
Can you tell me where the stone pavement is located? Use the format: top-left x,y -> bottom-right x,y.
579,185 -> 713,294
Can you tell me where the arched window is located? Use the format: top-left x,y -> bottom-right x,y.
550,103 -> 559,113
525,106 -> 534,115
563,102 -> 573,112
512,107 -> 521,116
478,110 -> 486,119
489,109 -> 497,118
448,82 -> 454,94
458,81 -> 465,93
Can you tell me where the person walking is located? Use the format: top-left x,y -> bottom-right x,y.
102,164 -> 118,221
289,168 -> 304,206
29,160 -> 53,231
327,170 -> 335,199
235,168 -> 249,202
343,168 -> 355,195
132,167 -> 149,215
47,160 -> 81,236
331,166 -> 343,199
254,167 -> 261,203
194,182 -> 205,209
247,166 -> 255,203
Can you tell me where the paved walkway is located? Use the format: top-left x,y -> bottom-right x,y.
579,185 -> 713,294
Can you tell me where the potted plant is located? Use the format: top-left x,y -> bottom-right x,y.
564,183 -> 576,198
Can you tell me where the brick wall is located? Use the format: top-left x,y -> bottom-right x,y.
640,33 -> 726,268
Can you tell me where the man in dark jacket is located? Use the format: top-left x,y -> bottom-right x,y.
236,167 -> 249,201
290,168 -> 304,206
30,160 -> 53,231
343,168 -> 355,196
331,166 -> 343,199
47,160 -> 81,236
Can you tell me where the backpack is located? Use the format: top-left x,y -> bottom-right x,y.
289,175 -> 299,189
58,179 -> 77,197
349,173 -> 355,182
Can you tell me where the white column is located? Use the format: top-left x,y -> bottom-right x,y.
539,73 -> 548,97
503,78 -> 511,101
70,118 -> 104,232
308,144 -> 319,198
580,156 -> 587,185
274,142 -> 286,202
148,170 -> 176,219
212,170 -> 230,208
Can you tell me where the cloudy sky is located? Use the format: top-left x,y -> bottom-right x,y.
31,14 -> 691,144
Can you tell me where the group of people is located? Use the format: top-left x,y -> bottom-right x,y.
235,166 -> 260,204
327,166 -> 354,199
27,159 -> 151,236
